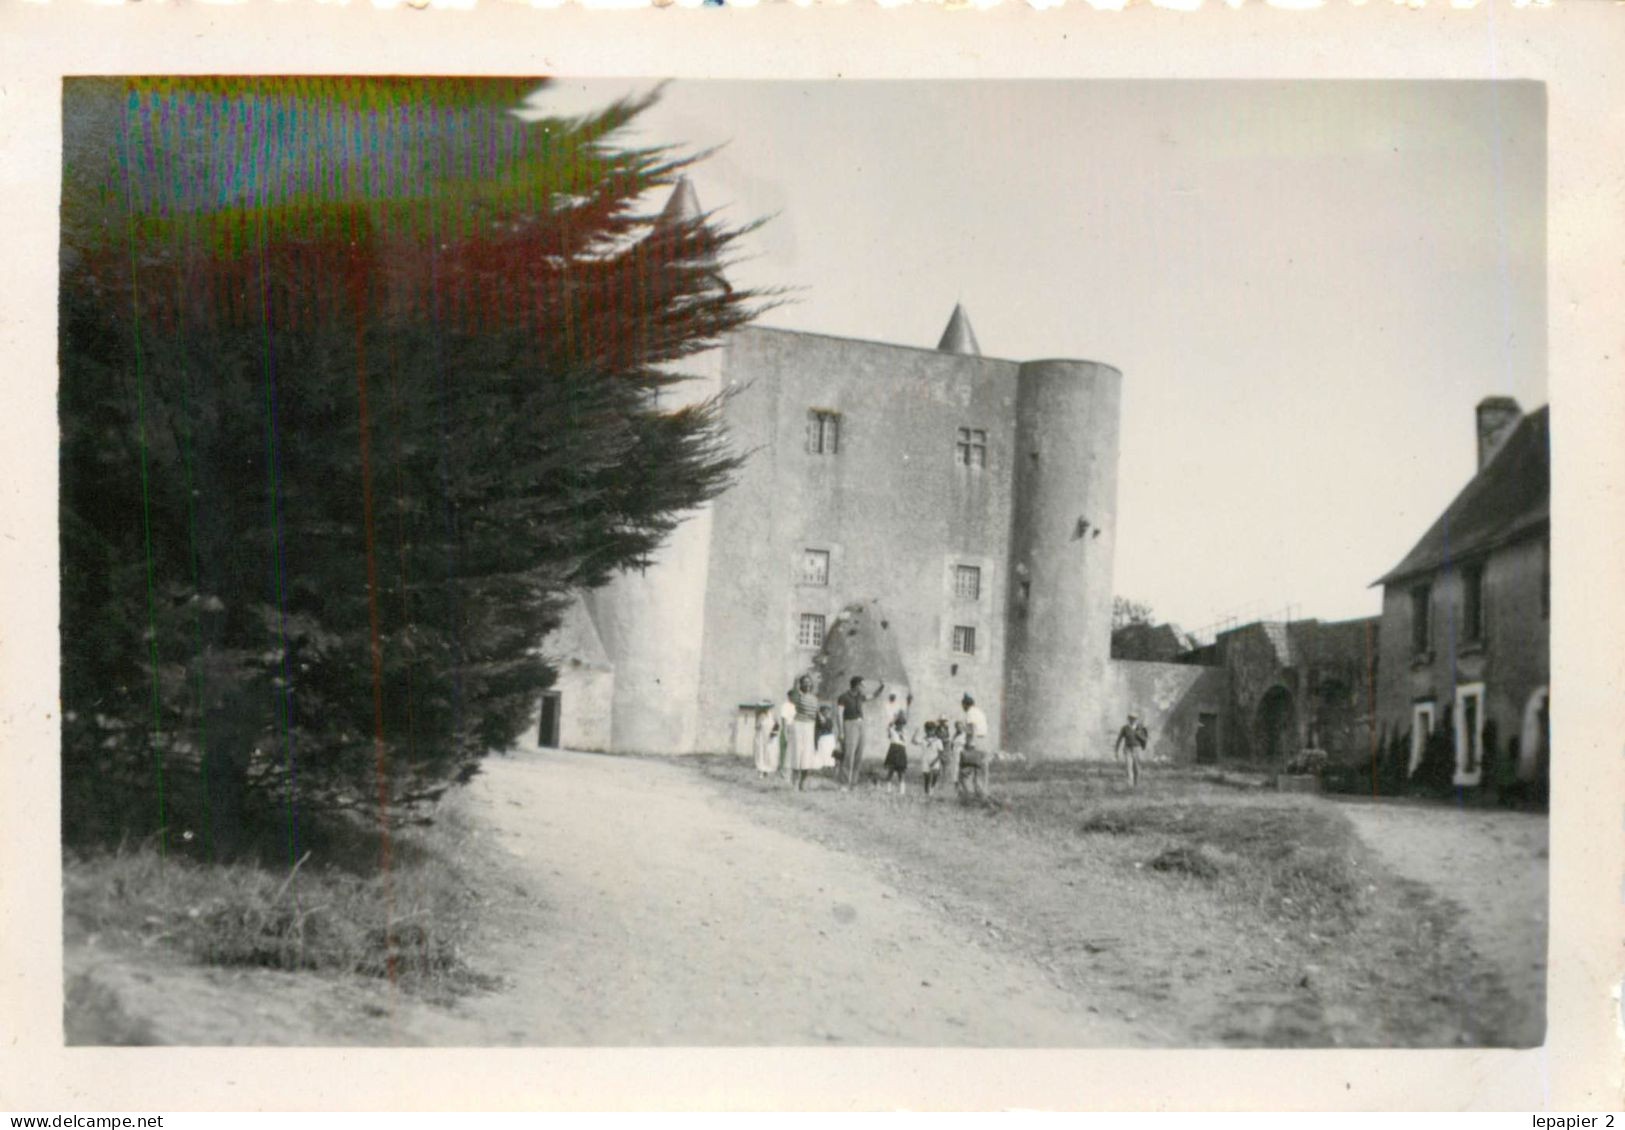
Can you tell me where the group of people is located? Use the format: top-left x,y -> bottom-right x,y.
750,675 -> 995,800
752,678 -> 1156,793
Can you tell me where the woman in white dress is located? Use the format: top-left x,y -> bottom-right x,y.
776,690 -> 796,781
752,703 -> 780,777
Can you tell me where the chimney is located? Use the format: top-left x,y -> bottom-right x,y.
1475,397 -> 1523,471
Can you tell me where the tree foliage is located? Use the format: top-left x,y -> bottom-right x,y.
1111,597 -> 1156,632
60,78 -> 767,858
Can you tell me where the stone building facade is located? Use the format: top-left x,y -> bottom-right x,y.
1372,399 -> 1551,789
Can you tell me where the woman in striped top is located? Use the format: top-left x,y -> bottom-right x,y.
785,675 -> 822,791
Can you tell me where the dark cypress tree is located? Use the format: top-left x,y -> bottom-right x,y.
60,78 -> 766,859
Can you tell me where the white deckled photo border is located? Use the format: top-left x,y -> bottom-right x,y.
1,1 -> 1621,1113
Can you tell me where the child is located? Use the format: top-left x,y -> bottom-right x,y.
883,715 -> 909,793
815,705 -> 839,775
919,721 -> 946,796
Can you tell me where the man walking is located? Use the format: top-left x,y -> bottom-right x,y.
1115,711 -> 1150,787
836,676 -> 885,789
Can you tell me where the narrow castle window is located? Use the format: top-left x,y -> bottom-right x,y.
952,625 -> 977,656
801,549 -> 830,586
798,613 -> 826,649
807,410 -> 840,455
954,564 -> 982,601
955,427 -> 987,468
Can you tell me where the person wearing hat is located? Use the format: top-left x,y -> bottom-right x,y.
1115,711 -> 1150,787
960,694 -> 992,800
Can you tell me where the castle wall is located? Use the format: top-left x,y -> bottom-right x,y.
523,594 -> 616,754
1104,659 -> 1229,763
693,327 -> 1025,752
553,662 -> 615,752
1002,360 -> 1122,757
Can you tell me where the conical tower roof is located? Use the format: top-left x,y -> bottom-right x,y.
657,175 -> 704,227
936,303 -> 981,356
655,176 -> 730,295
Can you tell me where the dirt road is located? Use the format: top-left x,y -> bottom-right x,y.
1333,799 -> 1548,1046
64,752 -> 1544,1049
412,748 -> 1136,1046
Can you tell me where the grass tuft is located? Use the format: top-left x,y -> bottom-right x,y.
1147,844 -> 1223,879
1070,794 -> 1369,929
65,823 -> 497,1001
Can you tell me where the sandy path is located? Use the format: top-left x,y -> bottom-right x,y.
1335,800 -> 1548,1046
416,749 -> 1138,1046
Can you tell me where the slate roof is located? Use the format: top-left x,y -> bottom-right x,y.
1375,405 -> 1549,586
937,303 -> 982,356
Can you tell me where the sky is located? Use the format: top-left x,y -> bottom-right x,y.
534,80 -> 1547,637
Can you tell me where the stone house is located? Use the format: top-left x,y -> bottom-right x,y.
1371,399 -> 1550,789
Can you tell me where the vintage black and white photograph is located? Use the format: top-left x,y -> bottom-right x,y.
57,76 -> 1550,1050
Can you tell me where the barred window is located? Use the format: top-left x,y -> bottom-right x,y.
807,410 -> 840,455
952,625 -> 977,655
955,427 -> 987,468
801,549 -> 830,586
798,613 -> 827,649
954,564 -> 981,601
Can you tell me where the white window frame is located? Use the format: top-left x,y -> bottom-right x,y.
1408,700 -> 1435,776
1453,682 -> 1486,786
952,624 -> 977,656
954,564 -> 982,602
797,612 -> 826,650
800,548 -> 830,587
1518,685 -> 1549,782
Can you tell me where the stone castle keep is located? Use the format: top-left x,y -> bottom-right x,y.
531,181 -> 1128,760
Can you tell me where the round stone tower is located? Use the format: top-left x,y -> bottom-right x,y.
1001,359 -> 1122,758
579,177 -> 723,753
581,348 -> 721,754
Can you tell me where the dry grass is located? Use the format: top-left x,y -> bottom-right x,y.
967,759 -> 1371,934
64,812 -> 497,1004
680,753 -> 1494,1045
1072,793 -> 1368,930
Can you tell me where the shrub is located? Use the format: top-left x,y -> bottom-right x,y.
1282,749 -> 1329,776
